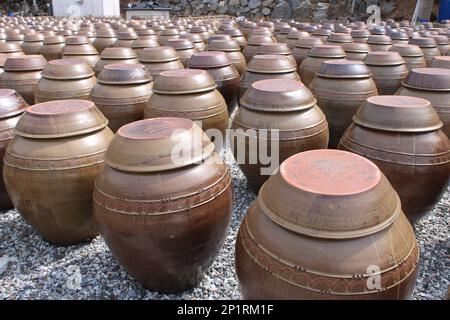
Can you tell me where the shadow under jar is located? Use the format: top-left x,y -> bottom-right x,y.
235,149 -> 419,299
94,47 -> 138,76
338,96 -> 450,224
0,89 -> 27,210
144,69 -> 228,140
91,63 -> 153,133
40,35 -> 65,61
364,51 -> 408,95
188,51 -> 240,112
35,59 -> 96,103
309,60 -> 378,148
139,46 -> 184,79
93,117 -> 232,293
231,79 -> 329,191
3,100 -> 114,245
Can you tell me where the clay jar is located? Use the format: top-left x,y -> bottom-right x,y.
40,35 -> 65,61
0,54 -> 46,104
292,37 -> 323,67
256,43 -> 296,66
131,38 -> 159,57
429,35 -> 450,55
93,117 -> 232,293
180,33 -> 206,52
299,45 -> 346,87
3,100 -> 113,245
207,39 -> 246,76
396,68 -> 450,137
114,29 -> 138,48
91,64 -> 153,133
342,42 -> 371,61
389,31 -> 410,44
239,55 -> 300,100
243,35 -> 275,63
158,28 -> 180,46
310,60 -> 378,148
364,51 -> 408,95
139,46 -> 184,79
431,56 -> 450,69
222,28 -> 247,50
231,79 -> 329,191
62,36 -> 100,68
21,33 -> 44,55
367,35 -> 393,51
94,47 -> 138,76
0,43 -> 23,57
351,29 -> 371,43
93,28 -> 117,53
236,149 -> 419,299
409,37 -> 440,66
339,96 -> 450,223
188,51 -> 240,112
0,89 -> 27,210
35,59 -> 96,103
286,30 -> 310,49
167,38 -> 196,67
389,44 -> 427,71
326,32 -> 354,45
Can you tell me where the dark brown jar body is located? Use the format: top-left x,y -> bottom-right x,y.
366,64 -> 408,95
40,42 -> 65,61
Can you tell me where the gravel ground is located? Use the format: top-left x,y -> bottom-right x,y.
0,146 -> 448,300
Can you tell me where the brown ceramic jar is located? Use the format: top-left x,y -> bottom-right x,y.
130,38 -> 159,57
286,30 -> 310,49
367,35 -> 393,51
0,54 -> 46,104
351,29 -> 371,43
62,36 -> 99,68
21,33 -> 44,55
35,59 -> 96,103
389,44 -> 427,71
342,42 -> 371,61
93,117 -> 232,293
236,149 -> 419,299
188,51 -> 240,112
239,55 -> 300,100
256,43 -> 296,66
389,31 -> 410,44
180,33 -> 206,52
292,37 -> 323,67
91,64 -> 153,133
0,89 -> 27,210
40,35 -> 65,61
0,53 -> 5,77
243,35 -> 275,63
222,28 -> 247,51
410,37 -> 441,66
94,47 -> 138,76
339,96 -> 450,223
3,100 -> 113,245
139,46 -> 184,79
327,32 -> 354,45
431,56 -> 450,69
0,43 -> 23,57
158,28 -> 180,46
429,35 -> 450,55
232,79 -> 329,191
93,28 -> 117,53
396,68 -> 450,137
167,38 -> 196,67
310,60 -> 378,148
299,45 -> 346,87
113,29 -> 139,48
207,39 -> 246,76
364,51 -> 408,95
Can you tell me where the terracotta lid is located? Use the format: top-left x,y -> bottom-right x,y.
98,63 -> 152,85
247,35 -> 274,45
96,28 -> 116,38
16,100 -> 108,139
0,43 -> 22,53
308,45 -> 346,58
409,36 -> 437,48
100,47 -> 137,60
389,31 -> 409,40
287,30 -> 310,39
389,44 -> 424,57
258,149 -> 400,239
317,60 -> 371,78
43,35 -> 65,45
105,117 -> 215,173
207,35 -> 232,43
42,59 -> 94,80
117,30 -> 138,40
139,46 -> 179,62
24,33 -> 44,42
313,28 -> 332,37
188,51 -> 231,68
240,79 -> 316,112
160,28 -> 180,36
246,54 -> 296,73
257,43 -> 291,55
431,56 -> 450,69
131,38 -> 160,49
402,67 -> 450,91
167,38 -> 194,50
152,69 -> 216,94
351,29 -> 371,38
342,42 -> 371,53
334,26 -> 352,34
207,39 -> 240,52
3,55 -> 46,71
367,34 -> 393,44
353,95 -> 442,132
364,51 -> 405,66
280,27 -> 296,35
294,37 -> 323,48
222,28 -> 244,37
327,32 -> 353,43
65,36 -> 90,45
0,89 -> 28,119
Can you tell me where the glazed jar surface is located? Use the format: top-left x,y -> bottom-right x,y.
207,39 -> 246,76
40,36 -> 65,61
291,37 -> 323,67
62,36 -> 100,68
139,46 -> 184,78
94,47 -> 138,76
3,100 -> 114,245
389,44 -> 427,71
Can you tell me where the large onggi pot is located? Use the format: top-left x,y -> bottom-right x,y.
40,36 -> 65,61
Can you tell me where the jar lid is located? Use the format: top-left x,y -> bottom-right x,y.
160,28 -> 180,36
180,33 -> 203,43
222,28 -> 244,37
15,100 -> 108,139
0,43 -> 22,53
313,28 -> 332,37
3,54 -> 46,71
431,56 -> 450,69
24,33 -> 44,42
294,36 -> 323,48
96,28 -> 116,38
327,32 -> 353,43
389,44 -> 424,57
42,59 -> 94,80
246,54 -> 296,73
100,47 -> 137,60
207,35 -> 232,44
409,36 -> 437,48
167,38 -> 194,50
364,51 -> 405,66
188,51 -> 231,68
190,26 -> 207,33
287,30 -> 310,39
131,38 -> 160,49
308,45 -> 346,58
139,46 -> 179,62
428,35 -> 449,45
342,42 -> 371,53
105,117 -> 215,173
207,39 -> 240,52
259,150 -> 400,239
65,35 -> 90,45
317,60 -> 371,78
152,69 -> 216,94
240,79 -> 317,112
247,35 -> 274,45
353,95 -> 443,132
367,34 -> 393,44
257,43 -> 291,55
351,29 -> 371,38
389,31 -> 409,41
252,27 -> 273,36
98,63 -> 152,85
402,67 -> 450,91
43,35 -> 65,45
117,30 -> 138,40
0,89 -> 28,119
